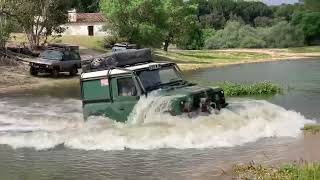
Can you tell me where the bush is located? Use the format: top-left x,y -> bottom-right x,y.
205,20 -> 305,49
205,21 -> 266,49
202,28 -> 216,42
217,81 -> 281,96
262,21 -> 305,48
292,11 -> 320,45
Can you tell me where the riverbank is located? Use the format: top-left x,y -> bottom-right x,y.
155,47 -> 320,71
232,161 -> 320,179
0,45 -> 319,94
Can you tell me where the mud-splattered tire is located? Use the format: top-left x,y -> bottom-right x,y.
30,67 -> 38,76
51,68 -> 59,78
69,66 -> 78,76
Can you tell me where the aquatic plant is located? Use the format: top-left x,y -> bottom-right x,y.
216,81 -> 281,97
233,161 -> 320,180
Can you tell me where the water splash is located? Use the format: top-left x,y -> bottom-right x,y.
0,95 -> 313,150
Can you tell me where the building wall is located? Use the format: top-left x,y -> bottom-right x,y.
61,22 -> 109,36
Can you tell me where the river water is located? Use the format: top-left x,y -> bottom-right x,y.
0,59 -> 319,179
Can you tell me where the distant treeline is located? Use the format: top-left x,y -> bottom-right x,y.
102,0 -> 320,50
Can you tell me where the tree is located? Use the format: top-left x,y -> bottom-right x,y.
304,0 -> 320,12
102,0 -> 200,51
292,11 -> 320,44
101,0 -> 166,48
162,0 -> 200,51
194,0 -> 273,29
71,0 -> 100,13
5,0 -> 72,49
0,1 -> 14,48
274,4 -> 304,21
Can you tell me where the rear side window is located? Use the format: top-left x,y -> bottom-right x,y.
117,78 -> 137,96
82,79 -> 110,100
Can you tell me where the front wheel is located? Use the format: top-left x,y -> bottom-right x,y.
69,66 -> 78,76
51,69 -> 59,78
29,67 -> 38,76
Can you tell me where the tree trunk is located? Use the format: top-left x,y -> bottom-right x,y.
164,39 -> 169,52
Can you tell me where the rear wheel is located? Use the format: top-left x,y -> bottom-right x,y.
51,68 -> 59,78
29,67 -> 38,76
69,66 -> 78,76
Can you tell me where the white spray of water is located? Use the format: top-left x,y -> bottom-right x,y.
0,94 -> 314,150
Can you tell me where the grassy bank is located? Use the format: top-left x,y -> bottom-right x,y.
154,49 -> 274,71
302,124 -> 320,134
233,162 -> 320,180
289,46 -> 320,53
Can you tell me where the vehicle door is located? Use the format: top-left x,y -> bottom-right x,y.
110,75 -> 141,122
60,51 -> 79,71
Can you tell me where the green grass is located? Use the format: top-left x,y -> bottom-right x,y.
53,35 -> 106,52
233,162 -> 320,180
288,46 -> 320,53
193,80 -> 281,97
155,49 -> 272,64
302,124 -> 320,134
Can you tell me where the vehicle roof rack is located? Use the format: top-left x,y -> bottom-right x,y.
47,43 -> 79,52
82,48 -> 153,73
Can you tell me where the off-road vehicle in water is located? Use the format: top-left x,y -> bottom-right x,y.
28,44 -> 81,77
80,49 -> 228,122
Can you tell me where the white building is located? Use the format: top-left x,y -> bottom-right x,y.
62,10 -> 108,36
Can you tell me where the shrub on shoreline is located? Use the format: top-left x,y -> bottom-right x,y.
217,81 -> 281,97
205,20 -> 305,49
233,162 -> 320,179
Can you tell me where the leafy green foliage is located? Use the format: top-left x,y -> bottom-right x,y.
292,11 -> 320,45
102,0 -> 200,50
305,0 -> 320,11
101,0 -> 166,48
201,28 -> 216,42
205,20 -> 305,49
0,17 -> 13,48
4,0 -> 72,49
71,0 -> 100,13
195,0 -> 273,29
205,21 -> 266,49
233,162 -> 320,180
274,4 -> 304,21
262,21 -> 305,48
217,81 -> 281,97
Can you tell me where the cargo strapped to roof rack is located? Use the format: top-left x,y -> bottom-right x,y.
47,43 -> 79,52
82,48 -> 153,73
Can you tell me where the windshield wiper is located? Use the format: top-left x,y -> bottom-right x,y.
145,82 -> 162,91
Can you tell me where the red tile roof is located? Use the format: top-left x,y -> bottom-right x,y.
74,13 -> 106,23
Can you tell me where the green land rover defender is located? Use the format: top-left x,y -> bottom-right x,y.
80,49 -> 228,122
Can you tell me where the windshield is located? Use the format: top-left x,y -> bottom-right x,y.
41,50 -> 63,60
137,66 -> 184,91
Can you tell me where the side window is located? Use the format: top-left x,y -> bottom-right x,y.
63,51 -> 71,61
70,51 -> 81,60
117,77 -> 137,96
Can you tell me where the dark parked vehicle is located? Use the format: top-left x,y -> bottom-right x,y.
29,44 -> 81,77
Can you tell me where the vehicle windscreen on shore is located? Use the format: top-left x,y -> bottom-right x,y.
137,66 -> 183,91
41,50 -> 63,60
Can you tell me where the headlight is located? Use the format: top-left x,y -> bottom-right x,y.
181,101 -> 191,112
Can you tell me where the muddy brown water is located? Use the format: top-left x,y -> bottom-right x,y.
0,59 -> 319,180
